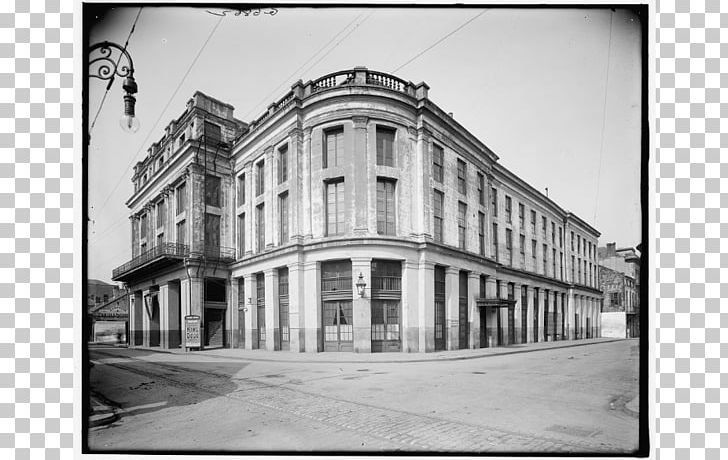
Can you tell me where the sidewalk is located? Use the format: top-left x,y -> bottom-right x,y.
89,392 -> 119,428
104,337 -> 626,364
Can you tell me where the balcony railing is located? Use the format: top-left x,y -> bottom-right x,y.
321,276 -> 352,292
191,245 -> 236,262
245,67 -> 424,137
112,243 -> 189,279
371,276 -> 402,292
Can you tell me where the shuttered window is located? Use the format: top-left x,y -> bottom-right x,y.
376,179 -> 396,235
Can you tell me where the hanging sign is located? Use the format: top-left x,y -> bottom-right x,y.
185,315 -> 201,348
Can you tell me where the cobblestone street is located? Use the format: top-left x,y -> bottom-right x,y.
88,339 -> 640,453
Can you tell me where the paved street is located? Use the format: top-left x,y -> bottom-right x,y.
88,339 -> 640,453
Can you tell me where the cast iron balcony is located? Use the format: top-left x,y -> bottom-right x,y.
112,243 -> 189,281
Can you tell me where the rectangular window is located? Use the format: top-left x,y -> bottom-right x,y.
278,145 -> 288,184
478,212 -> 485,255
531,210 -> 536,233
520,234 -> 526,266
457,201 -> 467,249
176,182 -> 186,215
432,144 -> 444,183
433,189 -> 444,243
519,203 -> 525,228
326,180 -> 346,236
589,262 -> 593,286
560,251 -> 564,280
541,216 -> 547,237
577,234 -> 581,253
457,159 -> 467,195
176,220 -> 185,245
543,244 -> 548,274
376,179 -> 396,235
505,196 -> 512,223
505,228 -> 513,263
571,255 -> 575,281
376,126 -> 395,167
205,175 -> 221,207
256,161 -> 265,196
578,258 -> 582,284
531,239 -> 537,263
491,188 -> 497,217
571,231 -> 575,251
477,172 -> 484,206
140,213 -> 148,239
256,204 -> 265,252
157,233 -> 164,247
204,213 -> 220,249
551,222 -> 556,245
323,127 -> 344,168
279,192 -> 289,243
559,226 -> 563,247
552,248 -> 557,278
156,201 -> 165,228
237,173 -> 245,206
492,223 -> 498,261
204,121 -> 221,144
237,213 -> 245,256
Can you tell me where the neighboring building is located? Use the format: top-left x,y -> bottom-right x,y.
112,68 -> 602,353
87,279 -> 118,310
88,291 -> 130,343
598,242 -> 640,338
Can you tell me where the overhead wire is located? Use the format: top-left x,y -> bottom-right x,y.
592,10 -> 614,225
241,10 -> 368,120
92,14 -> 225,219
390,9 -> 488,74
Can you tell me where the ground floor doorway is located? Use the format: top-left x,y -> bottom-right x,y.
323,300 -> 353,352
204,308 -> 225,348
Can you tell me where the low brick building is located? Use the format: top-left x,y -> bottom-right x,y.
598,243 -> 640,338
112,68 -> 603,352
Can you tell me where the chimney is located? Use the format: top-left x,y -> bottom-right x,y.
607,242 -> 616,257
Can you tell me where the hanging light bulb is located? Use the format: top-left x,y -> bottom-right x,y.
119,76 -> 140,133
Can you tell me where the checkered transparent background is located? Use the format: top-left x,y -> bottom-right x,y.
1,0 -> 75,459
0,0 -> 721,458
656,0 -> 726,459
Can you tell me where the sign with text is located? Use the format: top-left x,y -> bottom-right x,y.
185,315 -> 201,348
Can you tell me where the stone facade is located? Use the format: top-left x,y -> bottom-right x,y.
598,242 -> 640,338
113,69 -> 603,353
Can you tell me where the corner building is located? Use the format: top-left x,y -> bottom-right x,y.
113,67 -> 603,353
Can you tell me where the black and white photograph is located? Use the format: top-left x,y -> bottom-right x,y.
83,2 -> 647,455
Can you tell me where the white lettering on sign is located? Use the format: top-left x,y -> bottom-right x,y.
185,315 -> 201,348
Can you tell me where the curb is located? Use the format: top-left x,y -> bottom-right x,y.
92,338 -> 625,365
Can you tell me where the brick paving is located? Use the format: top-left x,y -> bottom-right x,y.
91,348 -> 626,453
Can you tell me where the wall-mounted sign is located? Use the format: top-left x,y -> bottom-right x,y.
185,315 -> 201,348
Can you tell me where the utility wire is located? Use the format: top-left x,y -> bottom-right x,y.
390,9 -> 488,74
92,14 -> 224,218
241,10 -> 367,120
298,10 -> 375,81
89,7 -> 143,136
592,10 -> 614,225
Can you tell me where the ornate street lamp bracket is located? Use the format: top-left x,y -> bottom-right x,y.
89,40 -> 136,90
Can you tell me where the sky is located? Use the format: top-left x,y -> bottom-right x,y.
87,5 -> 643,284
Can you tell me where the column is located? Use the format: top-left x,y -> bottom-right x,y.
264,147 -> 274,249
401,260 -> 420,352
524,285 -> 533,344
498,281 -> 509,345
229,277 -> 240,348
566,289 -> 575,340
485,277 -> 497,347
417,261 -> 435,352
351,257 -> 372,353
468,272 -> 481,349
537,287 -> 545,343
513,283 -> 522,344
288,262 -> 304,352
141,288 -> 150,347
264,269 -> 279,351
302,127 -> 313,239
159,284 -> 169,349
302,261 -> 320,352
288,128 -> 303,242
244,275 -> 256,350
445,267 -> 459,350
352,116 -> 369,235
554,292 -> 561,341
131,291 -> 143,347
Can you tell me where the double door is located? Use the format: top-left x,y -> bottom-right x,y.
323,301 -> 353,352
